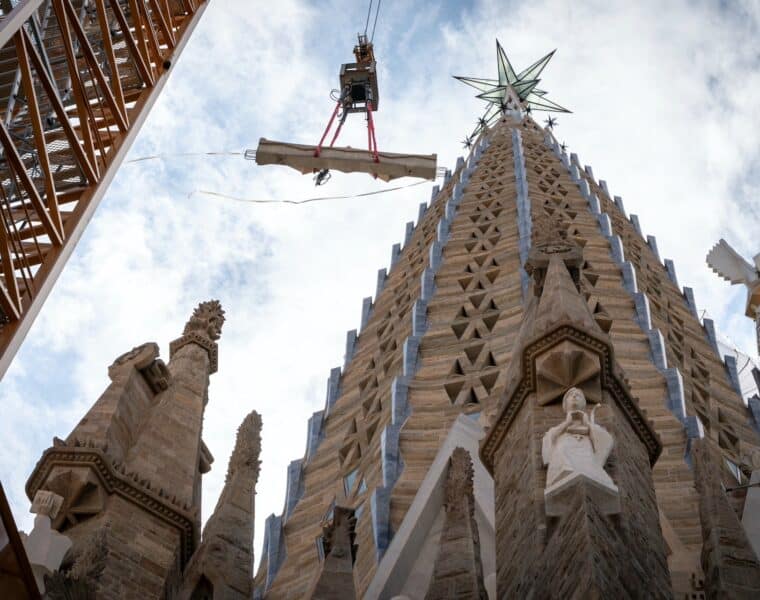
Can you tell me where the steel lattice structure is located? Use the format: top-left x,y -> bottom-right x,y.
0,0 -> 208,378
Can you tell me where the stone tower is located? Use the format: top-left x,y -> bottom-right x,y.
252,45 -> 760,599
24,300 -> 261,599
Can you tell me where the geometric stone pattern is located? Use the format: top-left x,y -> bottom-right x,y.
255,114 -> 760,599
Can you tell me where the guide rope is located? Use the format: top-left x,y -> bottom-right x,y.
187,178 -> 429,205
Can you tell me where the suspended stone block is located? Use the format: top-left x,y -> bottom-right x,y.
255,139 -> 437,181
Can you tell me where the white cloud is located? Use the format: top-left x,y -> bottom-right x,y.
1,0 -> 758,578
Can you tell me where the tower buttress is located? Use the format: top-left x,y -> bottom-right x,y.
25,300 -> 224,598
480,232 -> 672,598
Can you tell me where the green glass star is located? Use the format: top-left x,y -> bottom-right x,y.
455,40 -> 571,137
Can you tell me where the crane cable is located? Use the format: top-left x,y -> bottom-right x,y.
363,0 -> 373,36
363,0 -> 382,41
370,0 -> 382,41
187,178 -> 429,205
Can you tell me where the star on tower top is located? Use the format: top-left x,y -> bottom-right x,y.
455,40 -> 571,138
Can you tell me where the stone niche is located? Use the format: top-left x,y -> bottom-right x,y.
481,322 -> 671,599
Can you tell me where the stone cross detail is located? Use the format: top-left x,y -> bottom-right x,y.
541,387 -> 619,516
706,239 -> 760,354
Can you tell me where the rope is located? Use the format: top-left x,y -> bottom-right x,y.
363,0 -> 373,36
370,0 -> 382,41
125,151 -> 243,164
187,179 -> 429,205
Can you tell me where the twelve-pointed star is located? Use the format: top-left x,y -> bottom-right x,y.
454,40 -> 571,138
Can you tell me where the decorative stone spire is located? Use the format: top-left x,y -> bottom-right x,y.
170,300 -> 226,374
691,438 -> 760,598
306,506 -> 358,599
425,447 -> 487,600
180,411 -> 262,599
25,299 -> 225,598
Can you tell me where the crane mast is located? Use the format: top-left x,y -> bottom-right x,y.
0,0 -> 209,378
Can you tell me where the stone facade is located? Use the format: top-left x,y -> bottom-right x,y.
21,301 -> 261,599
12,78 -> 760,598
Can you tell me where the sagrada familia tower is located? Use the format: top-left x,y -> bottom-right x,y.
11,44 -> 760,599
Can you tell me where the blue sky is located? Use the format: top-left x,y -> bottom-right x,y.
1,0 -> 759,570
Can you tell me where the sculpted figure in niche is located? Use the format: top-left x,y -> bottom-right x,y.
542,387 -> 620,516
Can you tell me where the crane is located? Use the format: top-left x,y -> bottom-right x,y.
254,2 -> 437,184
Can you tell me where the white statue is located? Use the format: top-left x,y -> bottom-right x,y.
19,491 -> 72,594
541,387 -> 620,516
706,239 -> 760,353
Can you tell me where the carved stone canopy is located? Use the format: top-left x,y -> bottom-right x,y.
108,342 -> 172,393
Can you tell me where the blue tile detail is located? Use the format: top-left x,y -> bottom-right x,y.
664,368 -> 687,422
609,235 -> 625,264
390,243 -> 401,269
614,195 -> 626,217
749,395 -> 760,434
445,198 -> 457,221
648,329 -> 668,371
404,221 -> 414,246
443,169 -> 451,185
600,179 -> 610,197
455,156 -> 465,172
283,459 -> 304,520
588,194 -> 601,215
429,240 -> 443,271
371,486 -> 391,560
375,268 -> 387,299
585,165 -> 594,179
683,287 -> 699,318
570,164 -> 581,182
418,202 -> 428,225
324,367 -> 341,415
411,299 -> 427,337
402,336 -> 420,378
684,414 -> 705,465
380,424 -> 403,489
621,262 -> 638,294
570,152 -> 580,165
420,268 -> 435,300
703,318 -> 720,355
429,185 -> 439,204
597,213 -> 613,237
724,355 -> 743,396
629,214 -> 643,237
579,179 -> 592,201
511,129 -> 532,301
664,259 -> 679,288
634,292 -> 653,331
305,410 -> 324,461
344,329 -> 357,370
263,514 -> 285,591
647,235 -> 661,262
390,376 -> 410,425
438,215 -> 451,242
360,297 -> 373,331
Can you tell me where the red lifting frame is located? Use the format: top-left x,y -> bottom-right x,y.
314,99 -> 380,164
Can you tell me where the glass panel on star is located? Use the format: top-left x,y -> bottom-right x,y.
358,478 -> 367,494
344,469 -> 359,496
315,535 -> 326,561
355,502 -> 365,521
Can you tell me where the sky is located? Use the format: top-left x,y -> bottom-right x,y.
1,0 -> 759,573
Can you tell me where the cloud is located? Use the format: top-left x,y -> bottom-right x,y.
1,0 -> 758,578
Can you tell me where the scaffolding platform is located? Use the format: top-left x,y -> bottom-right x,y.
255,139 -> 437,182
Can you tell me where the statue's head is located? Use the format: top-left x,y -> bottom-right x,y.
562,387 -> 586,413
